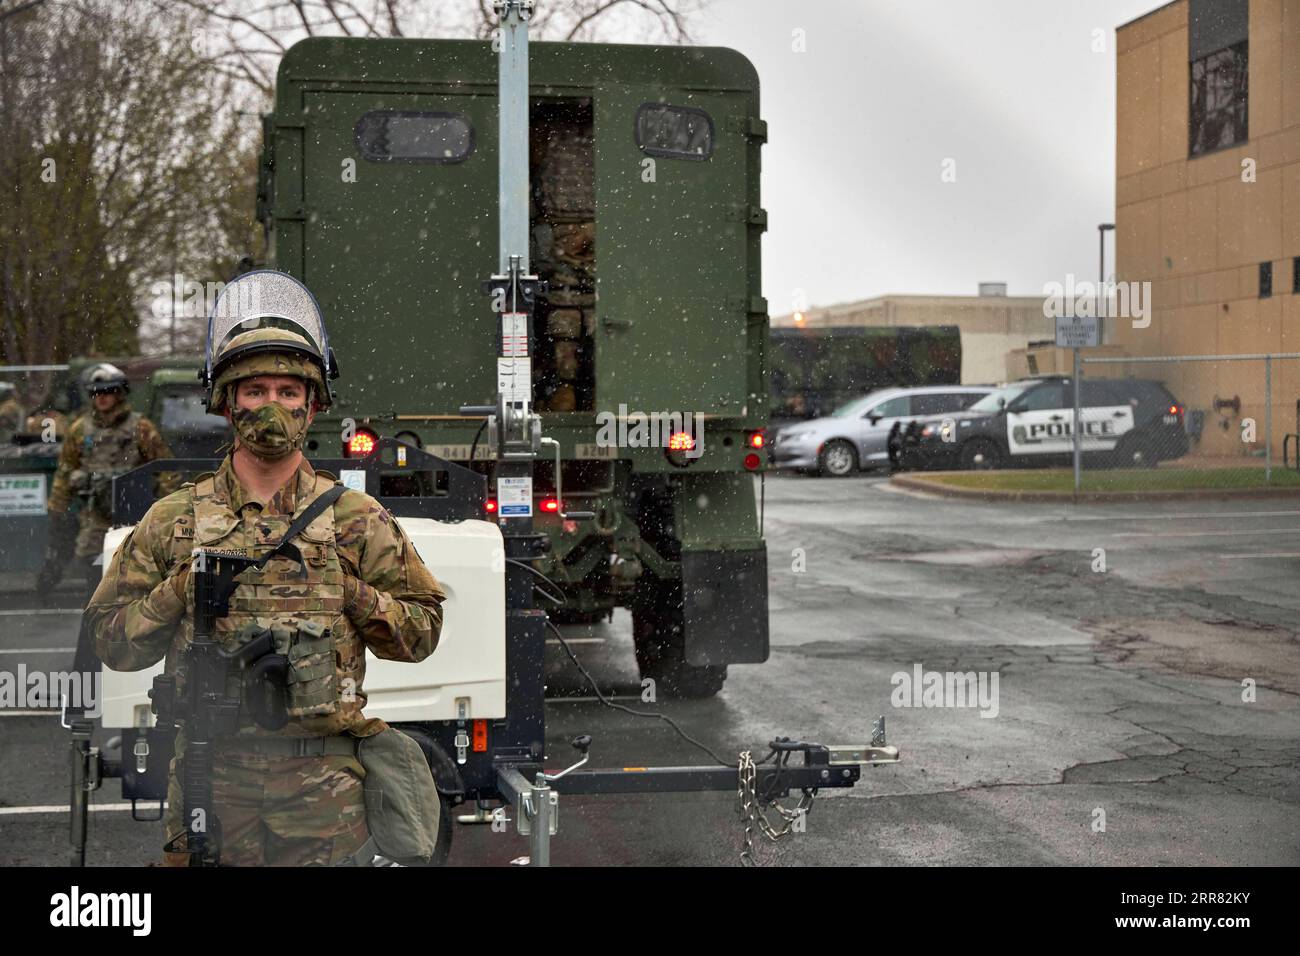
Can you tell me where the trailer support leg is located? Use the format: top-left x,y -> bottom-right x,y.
528,773 -> 552,867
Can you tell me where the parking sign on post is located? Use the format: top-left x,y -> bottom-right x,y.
1055,316 -> 1101,349
1056,316 -> 1102,499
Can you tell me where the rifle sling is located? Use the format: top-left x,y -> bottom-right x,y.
257,483 -> 347,572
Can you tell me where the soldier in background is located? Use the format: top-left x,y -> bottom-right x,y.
84,270 -> 446,866
0,381 -> 21,438
38,364 -> 174,602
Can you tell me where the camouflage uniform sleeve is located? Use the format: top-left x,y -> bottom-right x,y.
48,419 -> 84,514
84,495 -> 190,672
336,493 -> 446,663
137,417 -> 180,498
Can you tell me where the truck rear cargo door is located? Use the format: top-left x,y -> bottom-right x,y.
295,91 -> 498,417
593,90 -> 755,417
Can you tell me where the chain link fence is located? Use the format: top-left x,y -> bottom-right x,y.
1078,353 -> 1300,494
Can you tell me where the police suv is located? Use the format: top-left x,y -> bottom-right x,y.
893,375 -> 1190,471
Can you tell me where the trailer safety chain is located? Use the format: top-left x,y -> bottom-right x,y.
736,750 -> 815,867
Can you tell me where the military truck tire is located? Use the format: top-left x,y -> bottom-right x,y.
633,583 -> 727,699
818,440 -> 858,477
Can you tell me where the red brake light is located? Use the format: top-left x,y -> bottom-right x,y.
541,498 -> 560,513
484,499 -> 498,513
748,431 -> 765,449
346,430 -> 377,457
1168,404 -> 1182,415
667,431 -> 696,451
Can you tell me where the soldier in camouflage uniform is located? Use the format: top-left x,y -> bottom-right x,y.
0,381 -> 20,437
84,270 -> 445,867
40,364 -> 174,602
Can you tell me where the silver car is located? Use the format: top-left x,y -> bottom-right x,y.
770,385 -> 994,476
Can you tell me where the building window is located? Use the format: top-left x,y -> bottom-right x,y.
1188,0 -> 1249,157
1190,43 -> 1248,155
1259,262 -> 1272,299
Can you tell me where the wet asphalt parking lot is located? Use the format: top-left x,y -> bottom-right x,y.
2,472 -> 1297,866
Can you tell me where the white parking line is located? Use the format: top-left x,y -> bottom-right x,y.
544,638 -> 605,645
1112,528 -> 1300,538
548,695 -> 640,704
0,609 -> 83,616
0,709 -> 62,717
1065,510 -> 1300,523
1219,552 -> 1300,559
0,647 -> 77,655
0,803 -> 151,816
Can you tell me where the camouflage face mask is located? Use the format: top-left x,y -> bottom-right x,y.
230,395 -> 310,460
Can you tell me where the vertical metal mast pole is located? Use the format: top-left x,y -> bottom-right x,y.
494,0 -> 535,536
467,0 -> 552,867
499,2 -> 529,278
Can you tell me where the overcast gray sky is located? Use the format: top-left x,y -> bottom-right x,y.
690,0 -> 1164,313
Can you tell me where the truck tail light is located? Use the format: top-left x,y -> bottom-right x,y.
665,431 -> 698,468
743,452 -> 762,471
344,428 -> 378,458
747,430 -> 765,449
540,497 -> 560,513
472,719 -> 488,752
484,498 -> 498,514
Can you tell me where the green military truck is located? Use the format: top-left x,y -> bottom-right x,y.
255,38 -> 770,696
769,325 -> 962,432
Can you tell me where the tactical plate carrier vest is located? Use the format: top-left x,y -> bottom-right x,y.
168,471 -> 371,738
82,411 -> 144,514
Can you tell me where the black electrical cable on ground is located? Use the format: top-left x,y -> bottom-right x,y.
544,618 -> 740,769
517,557 -> 778,770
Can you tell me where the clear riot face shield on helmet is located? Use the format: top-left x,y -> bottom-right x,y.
201,270 -> 341,411
84,363 -> 129,397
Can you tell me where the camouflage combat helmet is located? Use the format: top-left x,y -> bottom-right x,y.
84,363 -> 130,396
209,328 -> 330,414
202,270 -> 339,413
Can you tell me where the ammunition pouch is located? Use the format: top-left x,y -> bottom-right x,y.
285,621 -> 337,718
356,728 -> 443,866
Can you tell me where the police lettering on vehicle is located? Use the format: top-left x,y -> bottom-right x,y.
1018,418 -> 1119,444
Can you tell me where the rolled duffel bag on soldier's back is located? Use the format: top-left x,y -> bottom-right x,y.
356,727 -> 442,865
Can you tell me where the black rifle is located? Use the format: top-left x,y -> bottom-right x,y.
150,484 -> 343,866
152,549 -> 292,866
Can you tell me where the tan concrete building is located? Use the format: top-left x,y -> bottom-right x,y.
770,289 -> 1052,385
1114,0 -> 1299,457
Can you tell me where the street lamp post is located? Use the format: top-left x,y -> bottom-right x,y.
1098,223 -> 1115,332
1076,222 -> 1116,499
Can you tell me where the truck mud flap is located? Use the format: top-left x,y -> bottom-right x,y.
681,549 -> 769,666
